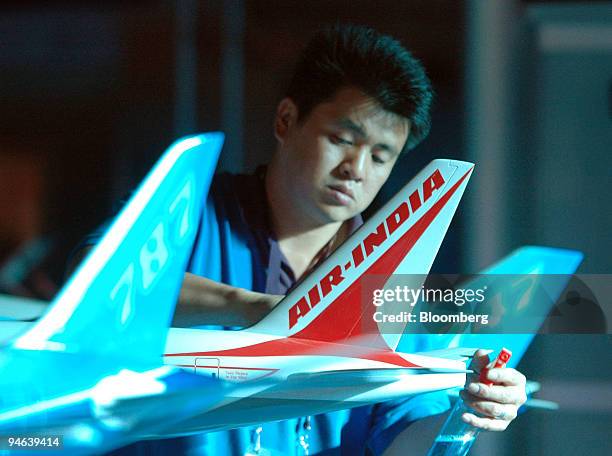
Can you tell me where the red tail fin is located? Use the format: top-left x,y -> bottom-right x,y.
249,160 -> 474,351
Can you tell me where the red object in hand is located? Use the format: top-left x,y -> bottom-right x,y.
479,348 -> 512,386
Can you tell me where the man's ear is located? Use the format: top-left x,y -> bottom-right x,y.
274,97 -> 299,144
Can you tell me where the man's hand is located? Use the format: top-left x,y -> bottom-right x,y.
246,290 -> 284,322
459,349 -> 527,431
174,273 -> 284,327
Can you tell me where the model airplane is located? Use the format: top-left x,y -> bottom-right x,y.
0,133 -> 582,452
0,133 -> 226,453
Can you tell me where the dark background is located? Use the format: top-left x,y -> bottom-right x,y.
0,1 -> 610,455
0,0 -> 468,280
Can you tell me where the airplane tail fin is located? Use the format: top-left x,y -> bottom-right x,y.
12,134 -> 224,360
479,246 -> 583,275
405,246 -> 584,366
250,159 -> 474,351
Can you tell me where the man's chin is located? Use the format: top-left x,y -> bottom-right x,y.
318,205 -> 359,224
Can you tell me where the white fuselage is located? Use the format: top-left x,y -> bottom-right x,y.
158,327 -> 465,436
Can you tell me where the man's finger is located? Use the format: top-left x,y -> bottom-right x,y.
484,367 -> 527,386
461,413 -> 510,432
459,391 -> 518,420
468,349 -> 491,373
466,383 -> 527,405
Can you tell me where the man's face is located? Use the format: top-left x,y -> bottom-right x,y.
275,86 -> 410,225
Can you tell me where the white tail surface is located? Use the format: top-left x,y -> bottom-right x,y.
250,159 -> 474,351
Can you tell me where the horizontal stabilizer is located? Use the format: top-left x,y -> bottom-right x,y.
91,367 -> 234,437
415,347 -> 480,361
287,367 -> 472,386
0,294 -> 47,322
254,364 -> 468,403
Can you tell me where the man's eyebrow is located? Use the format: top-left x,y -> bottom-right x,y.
335,118 -> 400,156
336,118 -> 367,138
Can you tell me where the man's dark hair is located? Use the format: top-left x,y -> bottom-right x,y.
286,24 -> 433,151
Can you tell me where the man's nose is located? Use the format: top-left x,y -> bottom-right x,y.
339,148 -> 367,181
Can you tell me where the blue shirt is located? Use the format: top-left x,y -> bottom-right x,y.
102,170 -> 451,455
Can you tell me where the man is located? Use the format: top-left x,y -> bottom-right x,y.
83,24 -> 526,455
